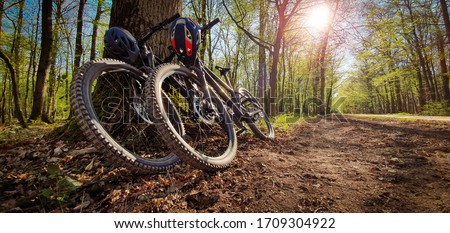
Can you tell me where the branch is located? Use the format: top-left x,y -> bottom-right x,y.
2,0 -> 25,13
285,0 -> 303,22
222,0 -> 273,53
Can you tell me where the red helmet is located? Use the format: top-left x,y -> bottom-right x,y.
169,18 -> 201,66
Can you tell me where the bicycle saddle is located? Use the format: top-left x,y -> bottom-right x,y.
215,66 -> 231,76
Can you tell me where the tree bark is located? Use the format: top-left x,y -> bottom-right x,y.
43,0 -> 64,123
0,50 -> 27,128
74,0 -> 86,71
90,0 -> 104,61
439,0 -> 450,103
8,0 -> 25,120
318,32 -> 330,115
0,0 -> 5,122
268,2 -> 287,116
0,0 -> 3,36
402,0 -> 426,108
25,0 -> 41,118
440,0 -> 450,45
318,0 -> 339,115
13,0 -> 25,73
109,0 -> 182,59
257,0 -> 267,101
29,0 -> 53,121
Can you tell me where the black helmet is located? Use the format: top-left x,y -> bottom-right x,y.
169,18 -> 201,66
104,27 -> 140,64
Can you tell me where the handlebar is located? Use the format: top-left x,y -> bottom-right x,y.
202,18 -> 220,35
138,13 -> 181,47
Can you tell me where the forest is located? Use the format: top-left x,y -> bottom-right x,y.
0,0 -> 449,129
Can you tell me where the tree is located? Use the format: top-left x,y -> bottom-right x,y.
74,0 -> 86,71
90,0 -> 105,60
317,0 -> 340,115
0,50 -> 27,128
267,0 -> 302,115
0,0 -> 4,37
29,0 -> 53,121
224,0 -> 302,115
257,0 -> 268,101
439,0 -> 450,103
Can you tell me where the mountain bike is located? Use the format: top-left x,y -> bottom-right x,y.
145,18 -> 274,171
70,13 -> 183,173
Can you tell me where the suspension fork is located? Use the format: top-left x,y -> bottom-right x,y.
213,70 -> 248,130
190,66 -> 212,104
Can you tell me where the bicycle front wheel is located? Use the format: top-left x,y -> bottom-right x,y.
145,63 -> 237,171
70,58 -> 181,172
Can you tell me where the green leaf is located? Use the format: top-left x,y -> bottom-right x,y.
41,188 -> 53,198
46,163 -> 61,177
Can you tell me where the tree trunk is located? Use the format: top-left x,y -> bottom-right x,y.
29,0 -> 53,121
0,0 -> 4,123
267,0 -> 302,116
257,0 -> 267,101
90,0 -> 104,61
438,0 -> 450,103
0,50 -> 27,128
195,0 -> 208,62
279,39 -> 287,113
318,33 -> 329,115
0,0 -> 3,36
109,0 -> 182,59
25,0 -> 41,117
8,0 -> 25,119
317,0 -> 339,115
395,78 -> 402,112
13,0 -> 25,75
42,0 -> 64,123
440,0 -> 450,45
0,0 -> 5,35
403,0 -> 427,108
74,0 -> 86,71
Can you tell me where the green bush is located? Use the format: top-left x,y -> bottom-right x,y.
420,102 -> 450,116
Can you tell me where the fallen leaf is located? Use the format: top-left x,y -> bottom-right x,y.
73,201 -> 90,211
69,147 -> 98,157
85,159 -> 95,171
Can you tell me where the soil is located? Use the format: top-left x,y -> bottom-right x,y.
1,116 -> 450,213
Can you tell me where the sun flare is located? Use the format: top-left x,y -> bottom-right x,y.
306,4 -> 331,32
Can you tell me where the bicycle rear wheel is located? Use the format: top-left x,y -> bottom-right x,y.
238,88 -> 275,140
70,58 -> 181,172
145,63 -> 237,171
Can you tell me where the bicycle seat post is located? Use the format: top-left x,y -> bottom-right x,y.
215,66 -> 232,87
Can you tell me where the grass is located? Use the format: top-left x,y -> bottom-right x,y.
0,121 -> 65,148
270,113 -> 334,131
271,114 -> 303,131
346,114 -> 419,122
392,112 -> 413,116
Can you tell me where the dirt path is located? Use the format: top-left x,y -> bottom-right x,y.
348,114 -> 450,122
1,117 -> 450,212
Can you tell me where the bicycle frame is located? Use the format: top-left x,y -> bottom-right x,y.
192,60 -> 261,130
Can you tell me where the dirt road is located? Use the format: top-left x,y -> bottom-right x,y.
348,114 -> 450,122
1,117 -> 449,212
